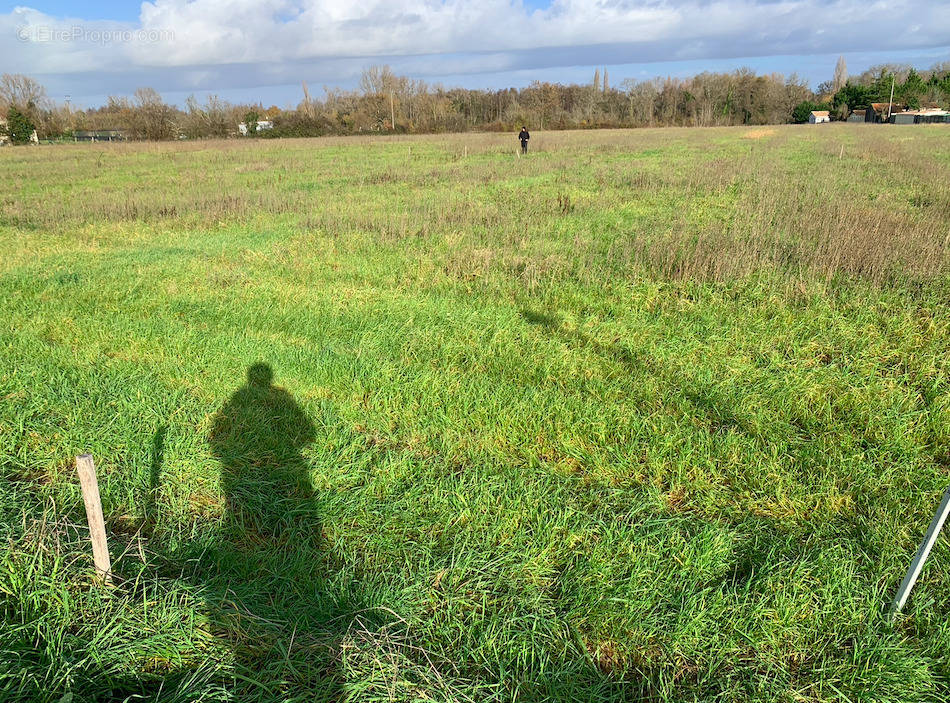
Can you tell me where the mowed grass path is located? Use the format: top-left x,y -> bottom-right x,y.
2,126 -> 950,701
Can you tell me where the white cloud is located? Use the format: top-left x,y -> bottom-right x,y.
2,1 -> 949,97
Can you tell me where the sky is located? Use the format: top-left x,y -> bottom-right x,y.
2,1 -> 949,109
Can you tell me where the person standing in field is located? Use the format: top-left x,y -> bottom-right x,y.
519,126 -> 530,154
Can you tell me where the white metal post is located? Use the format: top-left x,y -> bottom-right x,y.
891,487 -> 950,615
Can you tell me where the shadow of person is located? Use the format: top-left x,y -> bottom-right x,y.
206,362 -> 344,700
211,363 -> 316,548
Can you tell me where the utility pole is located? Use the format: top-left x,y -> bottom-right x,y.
887,75 -> 895,122
390,91 -> 395,131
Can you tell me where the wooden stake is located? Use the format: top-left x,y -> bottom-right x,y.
76,454 -> 112,584
891,487 -> 950,615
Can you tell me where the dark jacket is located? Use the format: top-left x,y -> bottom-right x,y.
519,129 -> 530,142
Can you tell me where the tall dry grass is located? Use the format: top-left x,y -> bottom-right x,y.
1,125 -> 947,288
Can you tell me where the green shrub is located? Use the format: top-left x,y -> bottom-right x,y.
3,106 -> 35,144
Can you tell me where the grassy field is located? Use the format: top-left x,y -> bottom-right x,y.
2,125 -> 950,702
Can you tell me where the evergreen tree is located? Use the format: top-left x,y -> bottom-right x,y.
243,110 -> 260,135
792,100 -> 818,123
3,105 -> 34,144
833,82 -> 873,110
900,68 -> 926,108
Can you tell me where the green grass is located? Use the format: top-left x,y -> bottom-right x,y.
2,126 -> 950,701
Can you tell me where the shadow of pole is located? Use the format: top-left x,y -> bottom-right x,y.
145,423 -> 166,529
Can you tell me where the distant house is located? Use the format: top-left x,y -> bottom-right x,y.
913,110 -> 950,124
238,120 -> 274,135
808,110 -> 830,124
890,108 -> 950,125
869,103 -> 906,123
847,109 -> 868,123
73,129 -> 126,142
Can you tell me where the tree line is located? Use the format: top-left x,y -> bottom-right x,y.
2,60 -> 949,143
791,60 -> 950,122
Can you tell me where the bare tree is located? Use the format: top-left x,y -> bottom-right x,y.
832,55 -> 848,93
133,87 -> 176,140
857,63 -> 911,86
183,94 -> 231,138
359,65 -> 397,96
0,74 -> 47,113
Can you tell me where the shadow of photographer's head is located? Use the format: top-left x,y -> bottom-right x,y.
247,361 -> 273,388
210,362 -> 316,472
